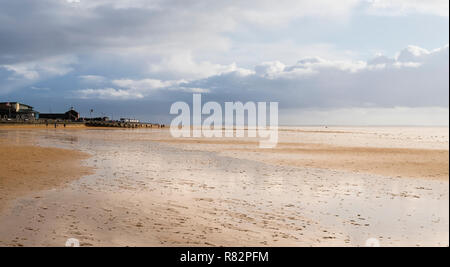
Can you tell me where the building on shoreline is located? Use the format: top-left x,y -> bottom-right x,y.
0,102 -> 39,120
120,118 -> 140,123
0,102 -> 150,126
39,109 -> 80,121
82,116 -> 110,122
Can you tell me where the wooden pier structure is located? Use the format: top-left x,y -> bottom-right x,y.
85,121 -> 165,128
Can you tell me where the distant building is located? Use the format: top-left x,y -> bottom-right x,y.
40,109 -> 80,121
0,102 -> 39,120
83,117 -> 110,122
120,118 -> 140,123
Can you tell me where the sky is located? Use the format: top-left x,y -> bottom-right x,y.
0,0 -> 448,125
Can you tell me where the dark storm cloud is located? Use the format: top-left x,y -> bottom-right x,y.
0,0 -> 162,64
0,0 -> 232,65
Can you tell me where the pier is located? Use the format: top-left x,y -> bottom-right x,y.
85,121 -> 165,128
0,120 -> 165,128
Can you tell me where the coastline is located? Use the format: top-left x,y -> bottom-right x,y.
0,123 -> 87,129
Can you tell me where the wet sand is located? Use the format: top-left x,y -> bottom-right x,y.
155,139 -> 448,180
0,123 -> 87,129
0,127 -> 448,246
0,138 -> 92,212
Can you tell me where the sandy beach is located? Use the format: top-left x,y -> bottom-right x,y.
0,126 -> 448,247
0,141 -> 91,212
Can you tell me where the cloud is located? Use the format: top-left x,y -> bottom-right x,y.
0,0 -> 360,66
76,77 -> 217,100
111,78 -> 176,90
2,0 -> 443,69
78,88 -> 144,100
0,55 -> 77,94
181,44 -> 449,108
30,86 -> 51,91
1,55 -> 76,80
147,52 -> 251,80
75,44 -> 448,111
255,61 -> 286,77
0,0 -> 447,87
76,78 -> 183,100
366,0 -> 449,17
0,0 -> 354,84
0,0 -> 448,126
79,75 -> 107,84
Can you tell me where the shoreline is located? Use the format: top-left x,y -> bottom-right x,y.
0,123 -> 87,129
0,121 -> 165,129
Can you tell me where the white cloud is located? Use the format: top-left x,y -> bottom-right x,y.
30,86 -> 51,91
366,0 -> 449,16
255,61 -> 286,77
0,55 -> 77,94
396,45 -> 430,62
2,65 -> 39,80
226,0 -> 360,26
285,57 -> 368,74
177,87 -> 211,93
147,51 -> 252,80
76,78 -> 185,100
61,0 -> 447,18
75,44 -> 448,105
112,78 -> 181,93
78,88 -> 144,100
182,44 -> 449,108
79,75 -> 107,84
1,55 -> 77,81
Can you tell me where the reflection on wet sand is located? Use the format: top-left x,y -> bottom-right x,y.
0,127 -> 448,246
